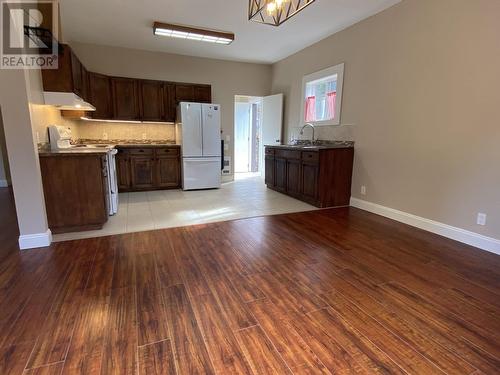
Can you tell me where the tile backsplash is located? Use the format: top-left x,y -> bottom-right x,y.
73,120 -> 176,142
32,106 -> 177,146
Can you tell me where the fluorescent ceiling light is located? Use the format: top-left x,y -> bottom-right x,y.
153,22 -> 234,45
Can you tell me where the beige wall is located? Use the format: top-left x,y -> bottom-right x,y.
272,0 -> 500,239
69,42 -> 273,177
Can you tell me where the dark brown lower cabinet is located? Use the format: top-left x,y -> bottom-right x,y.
264,146 -> 354,208
130,156 -> 155,189
301,161 -> 319,204
116,146 -> 181,192
286,158 -> 301,198
39,153 -> 109,233
156,156 -> 180,188
116,153 -> 131,191
264,156 -> 275,186
274,157 -> 287,193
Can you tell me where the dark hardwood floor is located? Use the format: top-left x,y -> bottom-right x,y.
1,186 -> 499,374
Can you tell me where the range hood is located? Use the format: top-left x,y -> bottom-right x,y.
43,91 -> 96,111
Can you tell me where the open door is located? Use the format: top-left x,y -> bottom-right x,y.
260,93 -> 283,176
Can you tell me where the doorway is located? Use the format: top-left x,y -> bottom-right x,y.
234,96 -> 263,175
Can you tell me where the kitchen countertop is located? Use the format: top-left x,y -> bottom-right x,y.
115,144 -> 180,148
265,141 -> 354,151
39,148 -> 110,157
39,143 -> 180,156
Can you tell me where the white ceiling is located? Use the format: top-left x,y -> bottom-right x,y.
60,0 -> 401,64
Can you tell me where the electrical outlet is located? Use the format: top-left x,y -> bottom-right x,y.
477,213 -> 487,226
142,133 -> 147,140
361,185 -> 367,195
103,132 -> 108,140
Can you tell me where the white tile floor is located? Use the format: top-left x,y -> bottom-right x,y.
52,174 -> 318,242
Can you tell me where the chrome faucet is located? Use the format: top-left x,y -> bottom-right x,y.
300,123 -> 315,144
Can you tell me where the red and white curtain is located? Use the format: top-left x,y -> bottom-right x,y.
305,96 -> 316,122
326,91 -> 337,120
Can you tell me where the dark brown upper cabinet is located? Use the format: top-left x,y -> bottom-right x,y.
70,50 -> 84,98
41,44 -> 211,122
139,80 -> 164,121
194,85 -> 212,103
88,72 -> 113,119
175,84 -> 212,104
163,83 -> 176,122
111,77 -> 139,120
42,45 -> 84,95
175,84 -> 195,103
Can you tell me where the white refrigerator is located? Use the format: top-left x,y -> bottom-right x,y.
177,102 -> 222,190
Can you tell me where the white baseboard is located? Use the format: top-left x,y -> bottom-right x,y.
221,175 -> 234,183
18,229 -> 52,250
0,179 -> 8,187
350,198 -> 500,256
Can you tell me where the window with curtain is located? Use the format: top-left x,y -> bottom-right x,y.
301,63 -> 344,126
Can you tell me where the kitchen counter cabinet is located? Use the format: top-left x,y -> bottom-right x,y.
265,146 -> 354,208
39,154 -> 109,234
116,146 -> 181,192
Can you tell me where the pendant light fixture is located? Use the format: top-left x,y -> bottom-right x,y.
248,0 -> 316,26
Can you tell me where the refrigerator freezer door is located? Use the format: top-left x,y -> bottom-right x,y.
180,102 -> 202,157
182,157 -> 221,190
202,104 -> 221,157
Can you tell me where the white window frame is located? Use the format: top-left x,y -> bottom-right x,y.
299,63 -> 344,127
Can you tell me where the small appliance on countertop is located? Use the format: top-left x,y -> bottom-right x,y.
47,125 -> 119,216
48,125 -> 73,150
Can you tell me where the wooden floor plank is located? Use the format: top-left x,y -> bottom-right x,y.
138,340 -> 176,375
23,362 -> 64,375
190,293 -> 254,374
318,268 -> 478,374
62,238 -> 117,375
162,284 -> 215,375
135,252 -> 170,347
100,286 -> 137,375
235,326 -> 293,375
325,294 -> 446,374
381,282 -> 500,358
0,341 -> 36,375
305,307 -> 407,375
248,298 -> 332,374
26,244 -> 97,369
336,269 -> 500,374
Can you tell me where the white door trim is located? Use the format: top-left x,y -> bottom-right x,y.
350,197 -> 500,256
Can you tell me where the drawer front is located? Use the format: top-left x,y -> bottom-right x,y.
275,149 -> 300,160
265,148 -> 275,156
129,148 -> 154,155
302,151 -> 319,162
156,147 -> 180,156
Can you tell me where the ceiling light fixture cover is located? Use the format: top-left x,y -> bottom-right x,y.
249,0 -> 316,26
153,22 -> 234,44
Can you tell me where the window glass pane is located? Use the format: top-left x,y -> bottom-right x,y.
304,74 -> 337,122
